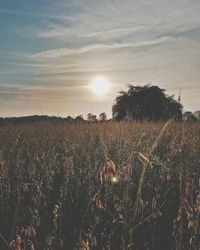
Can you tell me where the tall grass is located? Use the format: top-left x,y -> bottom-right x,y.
0,121 -> 200,249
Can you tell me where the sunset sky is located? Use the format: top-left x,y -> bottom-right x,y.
0,0 -> 200,117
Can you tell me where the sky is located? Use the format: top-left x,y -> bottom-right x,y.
0,0 -> 200,118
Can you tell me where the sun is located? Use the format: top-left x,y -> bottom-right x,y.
90,76 -> 111,96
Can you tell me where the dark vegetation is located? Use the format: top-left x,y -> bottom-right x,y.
112,85 -> 183,121
0,121 -> 200,249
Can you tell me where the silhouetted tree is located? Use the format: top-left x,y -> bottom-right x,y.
112,84 -> 183,121
87,113 -> 97,122
99,112 -> 107,122
182,111 -> 197,122
74,115 -> 84,122
193,110 -> 200,120
66,116 -> 74,122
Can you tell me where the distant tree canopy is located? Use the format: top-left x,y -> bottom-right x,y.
74,115 -> 84,122
112,84 -> 183,121
182,111 -> 197,122
99,112 -> 107,122
87,113 -> 97,122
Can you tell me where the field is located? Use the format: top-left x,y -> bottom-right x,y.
0,121 -> 200,250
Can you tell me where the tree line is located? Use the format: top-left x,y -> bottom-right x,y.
78,84 -> 199,122
0,84 -> 199,123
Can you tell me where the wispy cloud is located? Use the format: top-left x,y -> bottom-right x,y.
0,84 -> 88,101
35,25 -> 145,39
31,36 -> 175,58
0,7 -> 72,21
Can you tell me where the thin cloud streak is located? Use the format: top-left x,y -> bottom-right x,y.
0,7 -> 72,21
35,25 -> 145,39
31,36 -> 175,59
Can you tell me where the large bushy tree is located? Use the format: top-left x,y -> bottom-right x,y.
112,84 -> 183,121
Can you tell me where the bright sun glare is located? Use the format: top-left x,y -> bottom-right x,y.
90,76 -> 111,96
